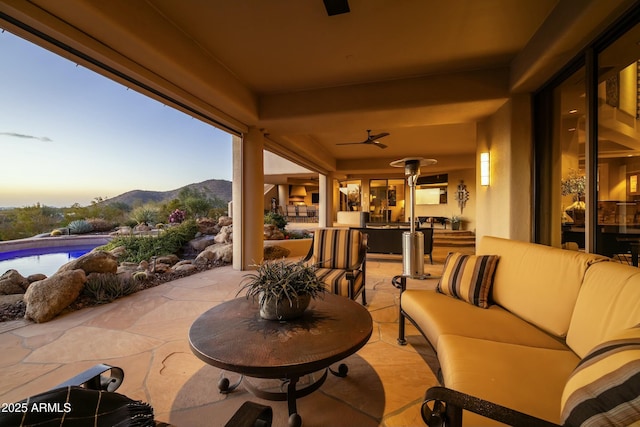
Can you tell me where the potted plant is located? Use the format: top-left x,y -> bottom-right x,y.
450,215 -> 462,230
238,259 -> 326,320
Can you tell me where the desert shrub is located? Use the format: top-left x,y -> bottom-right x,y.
50,229 -> 63,237
68,219 -> 93,234
86,218 -> 115,232
264,212 -> 287,230
207,207 -> 228,221
130,205 -> 159,225
100,220 -> 198,263
82,273 -> 140,304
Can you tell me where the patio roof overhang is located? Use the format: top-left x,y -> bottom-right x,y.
1,0 -> 631,177
0,0 -> 635,268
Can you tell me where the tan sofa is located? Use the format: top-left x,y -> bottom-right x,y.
399,236 -> 640,426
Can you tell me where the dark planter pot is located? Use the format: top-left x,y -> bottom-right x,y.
259,293 -> 311,320
451,222 -> 461,230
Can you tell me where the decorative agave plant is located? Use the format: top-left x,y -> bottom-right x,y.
238,259 -> 326,320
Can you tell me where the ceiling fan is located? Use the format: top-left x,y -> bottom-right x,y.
336,129 -> 390,149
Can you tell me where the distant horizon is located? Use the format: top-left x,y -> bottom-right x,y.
0,177 -> 233,209
1,31 -> 233,209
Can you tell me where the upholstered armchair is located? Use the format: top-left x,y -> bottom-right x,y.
303,228 -> 368,304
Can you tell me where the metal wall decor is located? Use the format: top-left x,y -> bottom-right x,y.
455,180 -> 469,214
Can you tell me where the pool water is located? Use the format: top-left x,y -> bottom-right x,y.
0,245 -> 98,277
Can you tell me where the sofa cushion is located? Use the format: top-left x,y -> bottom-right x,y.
561,325 -> 640,427
567,261 -> 640,358
477,236 -> 608,338
438,334 -> 580,426
401,289 -> 568,352
437,252 -> 499,308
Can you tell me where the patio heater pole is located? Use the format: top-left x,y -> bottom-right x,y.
390,157 -> 437,279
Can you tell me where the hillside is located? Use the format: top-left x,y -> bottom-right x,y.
104,179 -> 232,207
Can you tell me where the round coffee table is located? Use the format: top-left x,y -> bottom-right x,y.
189,293 -> 373,427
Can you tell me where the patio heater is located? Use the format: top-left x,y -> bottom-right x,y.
390,157 -> 437,279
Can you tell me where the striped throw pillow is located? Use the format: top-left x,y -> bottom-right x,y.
436,252 -> 499,308
561,325 -> 640,427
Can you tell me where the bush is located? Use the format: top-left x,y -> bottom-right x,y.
264,212 -> 287,230
68,219 -> 93,234
100,220 -> 198,263
130,205 -> 159,225
86,218 -> 115,232
168,209 -> 186,224
82,273 -> 140,304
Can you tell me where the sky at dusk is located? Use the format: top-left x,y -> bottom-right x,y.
0,30 -> 233,208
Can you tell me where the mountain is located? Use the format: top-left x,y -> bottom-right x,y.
104,179 -> 232,207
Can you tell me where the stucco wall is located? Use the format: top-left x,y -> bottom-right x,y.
476,94 -> 532,243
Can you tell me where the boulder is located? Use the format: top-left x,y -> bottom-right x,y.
174,263 -> 198,273
263,245 -> 291,260
214,225 -> 233,244
156,254 -> 180,266
218,216 -> 233,227
153,263 -> 171,274
264,224 -> 285,240
0,270 -> 29,295
188,235 -> 217,252
196,218 -> 220,235
196,243 -> 233,264
109,246 -> 127,258
27,274 -> 47,283
57,250 -> 118,275
24,269 -> 86,323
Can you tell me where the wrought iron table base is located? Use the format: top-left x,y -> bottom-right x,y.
218,364 -> 349,427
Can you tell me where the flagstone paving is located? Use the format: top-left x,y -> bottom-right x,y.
0,257 -> 443,427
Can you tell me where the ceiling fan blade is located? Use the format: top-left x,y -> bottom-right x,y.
369,132 -> 390,140
372,141 -> 387,149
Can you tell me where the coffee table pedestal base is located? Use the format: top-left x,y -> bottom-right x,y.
219,364 -> 348,427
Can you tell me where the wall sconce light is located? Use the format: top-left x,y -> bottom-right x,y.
480,152 -> 490,186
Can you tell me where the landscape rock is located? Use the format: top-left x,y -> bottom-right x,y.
156,254 -> 180,266
188,235 -> 217,252
134,224 -> 152,232
264,224 -> 285,240
214,225 -> 233,244
196,243 -> 233,264
27,274 -> 47,283
111,226 -> 132,236
109,246 -> 127,258
173,263 -> 198,273
57,250 -> 118,275
263,245 -> 291,260
24,269 -> 86,323
0,294 -> 24,306
0,270 -> 29,295
196,218 -> 220,235
153,263 -> 171,274
218,216 -> 233,227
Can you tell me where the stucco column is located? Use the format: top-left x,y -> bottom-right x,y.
319,173 -> 335,228
232,128 -> 264,270
277,184 -> 289,212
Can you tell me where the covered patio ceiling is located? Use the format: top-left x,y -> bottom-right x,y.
0,0 -> 630,178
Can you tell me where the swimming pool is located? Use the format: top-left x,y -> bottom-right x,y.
0,245 -> 100,277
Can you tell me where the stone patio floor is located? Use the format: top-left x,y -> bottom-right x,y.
0,256 -> 444,427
